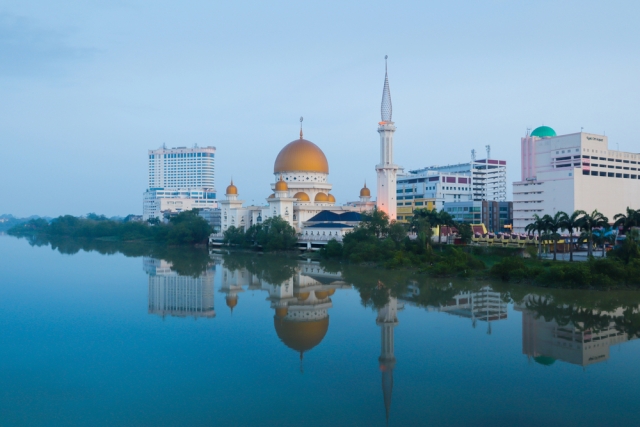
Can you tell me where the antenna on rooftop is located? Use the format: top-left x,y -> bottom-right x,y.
485,145 -> 491,160
471,149 -> 476,162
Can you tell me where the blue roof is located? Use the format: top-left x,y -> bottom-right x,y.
306,223 -> 354,229
307,210 -> 362,222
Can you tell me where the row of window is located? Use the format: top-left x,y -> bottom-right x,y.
582,170 -> 640,179
150,153 -> 215,159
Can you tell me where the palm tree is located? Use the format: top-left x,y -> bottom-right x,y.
559,210 -> 585,262
613,207 -> 640,234
593,227 -> 615,257
525,214 -> 547,258
579,209 -> 609,257
543,211 -> 566,261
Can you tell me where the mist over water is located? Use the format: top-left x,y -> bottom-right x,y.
2,234 -> 640,426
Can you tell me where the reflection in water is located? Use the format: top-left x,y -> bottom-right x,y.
215,255 -> 350,370
144,257 -> 216,319
401,284 -> 507,333
141,252 -> 640,424
377,293 -> 401,423
516,297 -> 639,367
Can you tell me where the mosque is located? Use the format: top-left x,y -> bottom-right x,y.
216,58 -> 400,246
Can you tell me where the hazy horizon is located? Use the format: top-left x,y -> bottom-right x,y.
2,1 -> 639,218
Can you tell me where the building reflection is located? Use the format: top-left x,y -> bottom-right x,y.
144,257 -> 216,319
515,297 -> 639,367
212,254 -> 397,422
377,293 -> 402,423
142,255 -> 640,420
401,283 -> 507,333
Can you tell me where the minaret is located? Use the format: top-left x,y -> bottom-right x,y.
376,56 -> 399,220
376,295 -> 399,424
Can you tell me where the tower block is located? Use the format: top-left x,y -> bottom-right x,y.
376,56 -> 399,220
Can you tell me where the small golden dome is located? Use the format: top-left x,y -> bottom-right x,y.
296,292 -> 310,301
315,192 -> 328,202
275,175 -> 288,191
360,182 -> 371,197
274,138 -> 329,174
273,316 -> 329,353
275,307 -> 288,318
268,193 -> 275,199
327,288 -> 336,296
226,180 -> 238,195
327,194 -> 336,203
315,290 -> 329,299
226,296 -> 238,309
293,192 -> 310,202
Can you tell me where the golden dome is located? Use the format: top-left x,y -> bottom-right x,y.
275,175 -> 288,191
293,192 -> 310,202
327,288 -> 336,296
314,290 -> 329,299
275,307 -> 289,318
226,180 -> 238,195
274,138 -> 329,174
226,296 -> 238,309
268,193 -> 275,199
315,192 -> 328,202
327,194 -> 336,203
296,292 -> 310,301
274,316 -> 329,353
360,182 -> 371,197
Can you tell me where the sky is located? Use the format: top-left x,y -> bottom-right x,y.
1,0 -> 639,217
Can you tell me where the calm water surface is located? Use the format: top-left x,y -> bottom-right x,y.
1,235 -> 640,426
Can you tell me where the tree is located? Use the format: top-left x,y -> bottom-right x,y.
543,211 -> 566,261
525,214 -> 547,258
255,216 -> 298,251
360,208 -> 390,238
387,221 -> 407,248
456,222 -> 473,244
559,210 -> 585,262
223,226 -> 245,246
437,210 -> 455,244
593,227 -> 615,258
579,209 -> 609,258
613,207 -> 640,234
409,208 -> 436,250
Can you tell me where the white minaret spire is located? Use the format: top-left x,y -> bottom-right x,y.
376,55 -> 399,220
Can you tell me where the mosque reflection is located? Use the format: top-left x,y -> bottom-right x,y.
143,254 -> 640,422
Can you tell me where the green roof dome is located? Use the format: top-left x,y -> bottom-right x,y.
534,356 -> 556,366
531,126 -> 556,138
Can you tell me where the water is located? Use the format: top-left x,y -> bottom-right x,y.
2,235 -> 640,427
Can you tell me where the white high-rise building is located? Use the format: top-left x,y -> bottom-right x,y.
513,126 -> 640,233
143,145 -> 218,220
376,56 -> 400,221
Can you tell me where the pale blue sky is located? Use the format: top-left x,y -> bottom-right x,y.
2,1 -> 639,217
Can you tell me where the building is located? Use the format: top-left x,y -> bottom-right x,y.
144,257 -> 216,319
396,170 -> 473,222
214,59 -> 399,243
443,200 -> 513,232
396,151 -> 507,223
143,145 -> 218,220
198,208 -> 221,233
513,126 -> 640,233
376,56 -> 400,220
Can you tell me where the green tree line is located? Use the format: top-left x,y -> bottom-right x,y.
8,210 -> 211,245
